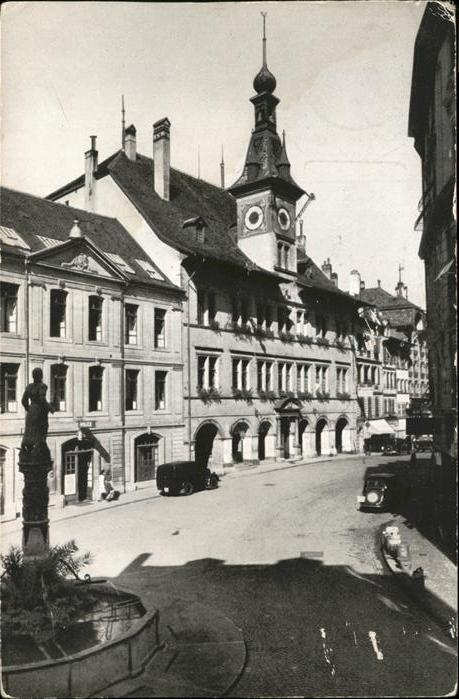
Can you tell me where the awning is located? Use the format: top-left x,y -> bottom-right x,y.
364,419 -> 396,436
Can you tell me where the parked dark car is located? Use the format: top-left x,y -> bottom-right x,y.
365,435 -> 411,456
381,437 -> 412,456
357,472 -> 406,511
412,435 -> 433,452
156,460 -> 219,496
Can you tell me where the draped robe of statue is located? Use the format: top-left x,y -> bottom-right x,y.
21,381 -> 54,456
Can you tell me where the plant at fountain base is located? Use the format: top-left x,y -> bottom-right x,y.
1,540 -> 95,641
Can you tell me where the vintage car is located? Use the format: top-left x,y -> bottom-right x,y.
365,435 -> 411,456
412,435 -> 434,452
156,460 -> 219,496
357,472 -> 404,511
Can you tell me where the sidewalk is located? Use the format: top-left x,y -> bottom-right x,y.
381,513 -> 457,636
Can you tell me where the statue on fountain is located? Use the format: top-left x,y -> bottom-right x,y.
19,368 -> 55,557
21,368 -> 55,460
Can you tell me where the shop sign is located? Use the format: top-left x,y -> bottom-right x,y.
78,420 -> 95,429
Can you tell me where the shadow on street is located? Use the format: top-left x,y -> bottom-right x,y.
112,550 -> 456,697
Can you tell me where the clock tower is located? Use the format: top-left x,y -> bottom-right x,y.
228,14 -> 305,275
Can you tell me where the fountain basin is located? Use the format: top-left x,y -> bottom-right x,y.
2,584 -> 161,698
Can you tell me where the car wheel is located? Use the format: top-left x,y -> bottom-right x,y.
159,489 -> 166,496
182,481 -> 194,496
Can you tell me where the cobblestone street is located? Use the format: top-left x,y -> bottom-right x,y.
2,454 -> 455,696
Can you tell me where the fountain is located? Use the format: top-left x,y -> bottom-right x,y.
1,370 -> 162,697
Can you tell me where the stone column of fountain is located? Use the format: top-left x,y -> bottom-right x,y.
19,368 -> 54,561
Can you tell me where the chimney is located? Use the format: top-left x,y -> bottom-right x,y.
331,272 -> 338,287
84,135 -> 98,212
321,257 -> 332,280
404,285 -> 408,299
153,117 -> 171,201
377,279 -> 381,287
125,124 -> 137,161
395,280 -> 404,297
349,269 -> 361,296
360,280 -> 365,291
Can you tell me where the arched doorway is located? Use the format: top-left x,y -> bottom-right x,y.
231,421 -> 250,463
315,418 -> 327,456
62,437 -> 94,502
258,421 -> 271,461
299,419 -> 309,456
195,422 -> 219,468
135,433 -> 160,482
335,417 -> 349,454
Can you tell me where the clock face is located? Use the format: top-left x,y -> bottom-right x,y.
277,207 -> 291,231
245,205 -> 264,231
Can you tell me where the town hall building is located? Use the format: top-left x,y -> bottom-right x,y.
46,24 -> 365,474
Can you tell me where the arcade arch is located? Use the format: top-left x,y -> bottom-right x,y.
194,421 -> 221,468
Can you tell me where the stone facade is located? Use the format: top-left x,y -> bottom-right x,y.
183,261 -> 360,473
0,192 -> 185,521
350,275 -> 429,440
409,1 -> 456,466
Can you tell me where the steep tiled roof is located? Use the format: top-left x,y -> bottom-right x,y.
49,151 -> 356,301
360,286 -> 424,312
107,153 -> 353,299
106,153 -> 258,268
0,187 -> 179,291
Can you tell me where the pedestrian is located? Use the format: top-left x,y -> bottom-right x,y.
98,467 -> 106,501
103,466 -> 114,500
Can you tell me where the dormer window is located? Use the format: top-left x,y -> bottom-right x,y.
183,216 -> 208,244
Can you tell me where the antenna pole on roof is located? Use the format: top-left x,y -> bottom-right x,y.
398,263 -> 404,283
220,146 -> 225,189
121,95 -> 126,151
261,11 -> 267,67
198,145 -> 201,179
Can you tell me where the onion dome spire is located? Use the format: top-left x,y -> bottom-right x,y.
253,12 -> 277,95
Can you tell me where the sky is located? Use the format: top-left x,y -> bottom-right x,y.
2,1 -> 427,305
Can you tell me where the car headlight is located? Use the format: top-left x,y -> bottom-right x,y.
366,491 -> 380,504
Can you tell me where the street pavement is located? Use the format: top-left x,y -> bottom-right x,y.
1,454 -> 457,697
